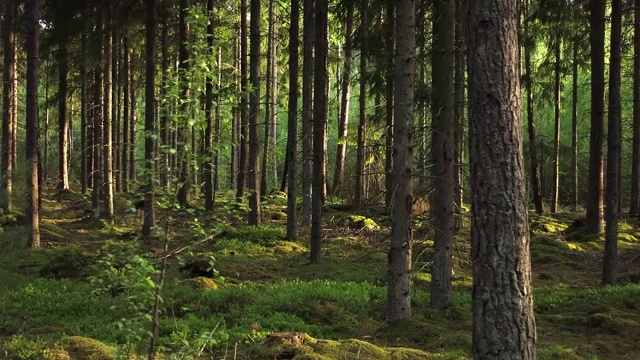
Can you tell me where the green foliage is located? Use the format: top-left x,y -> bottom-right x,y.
39,245 -> 93,279
230,225 -> 286,246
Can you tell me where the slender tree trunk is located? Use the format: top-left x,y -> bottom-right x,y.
604,0 -> 622,285
215,47 -> 222,192
237,0 -> 248,201
57,39 -> 70,190
467,0 -> 537,357
204,0 -> 216,211
354,5 -> 367,209
332,6 -> 353,196
302,0 -> 314,226
92,12 -> 104,216
130,70 -> 137,184
311,0 -> 328,263
453,0 -> 464,229
430,0 -> 455,309
384,3 -> 395,209
142,0 -> 156,238
387,0 -> 414,322
631,0 -> 640,216
44,62 -> 50,182
287,0 -> 299,240
586,0 -> 605,235
103,5 -> 115,220
572,44 -> 579,211
261,0 -> 275,196
160,13 -> 170,189
248,0 -> 262,224
177,0 -> 192,206
11,1 -> 18,173
81,25 -> 89,194
524,0 -> 544,215
113,31 -> 121,194
25,0 -> 41,248
122,35 -> 130,193
551,36 -> 561,213
1,0 -> 16,211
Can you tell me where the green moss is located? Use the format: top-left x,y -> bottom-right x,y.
181,276 -> 220,290
348,215 -> 380,230
267,211 -> 288,221
538,346 -> 583,360
59,336 -> 114,360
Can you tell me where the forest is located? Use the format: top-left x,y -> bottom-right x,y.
1,0 -> 640,358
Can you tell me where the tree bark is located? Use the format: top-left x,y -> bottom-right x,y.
301,0 -> 314,226
586,0 -> 605,235
311,0 -> 328,263
467,0 -> 537,357
160,12 -> 170,189
103,5 -> 115,220
384,3 -> 395,209
25,0 -> 41,248
261,0 -> 276,196
604,0 -> 622,285
92,12 -> 104,216
632,0 -> 640,216
287,0 -> 299,240
572,44 -> 579,211
1,0 -> 16,211
453,0 -> 464,229
142,0 -> 157,239
354,5 -> 367,209
551,36 -> 561,213
81,24 -> 89,194
176,0 -> 192,206
430,0 -> 455,309
204,0 -> 216,211
387,0 -> 414,323
247,0 -> 262,225
237,0 -> 248,201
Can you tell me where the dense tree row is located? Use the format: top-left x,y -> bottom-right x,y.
2,0 -> 640,357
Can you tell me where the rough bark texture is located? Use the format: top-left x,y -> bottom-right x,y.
387,0 -> 414,323
25,0 -> 41,248
430,0 -> 455,309
301,0 -> 314,226
632,0 -> 640,216
311,0 -> 328,263
332,6 -> 353,195
248,0 -> 262,225
142,0 -> 156,239
604,0 -> 621,285
586,0 -> 605,235
466,0 -> 537,357
286,0 -> 299,241
1,0 -> 16,211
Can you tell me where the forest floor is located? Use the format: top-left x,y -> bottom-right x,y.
2,187 -> 640,359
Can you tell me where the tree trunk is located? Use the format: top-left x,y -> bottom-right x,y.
586,0 -> 605,235
25,0 -> 41,248
142,0 -> 156,239
430,0 -> 454,310
129,68 -> 137,184
204,0 -> 216,211
160,13 -> 170,189
261,0 -> 275,196
572,44 -> 579,211
524,0 -> 544,215
354,5 -> 367,209
44,63 -> 50,182
237,0 -> 248,201
551,36 -> 561,213
248,0 -> 262,225
103,5 -> 115,220
632,0 -> 640,216
604,0 -> 622,285
287,0 -> 299,240
122,35 -> 130,193
301,0 -> 314,226
114,35 -> 122,194
387,0 -> 414,322
384,4 -> 395,210
57,39 -> 70,190
81,24 -> 89,194
1,0 -> 16,211
332,6 -> 353,196
453,0 -> 464,230
176,0 -> 192,206
92,12 -> 104,216
467,0 -> 537,357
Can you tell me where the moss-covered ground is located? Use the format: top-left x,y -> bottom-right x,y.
1,190 -> 640,359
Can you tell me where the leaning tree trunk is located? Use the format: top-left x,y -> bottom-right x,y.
25,0 -> 41,248
603,0 -> 622,285
1,0 -> 16,211
430,0 -> 455,310
586,0 -> 605,235
467,0 -> 537,357
387,0 -> 414,323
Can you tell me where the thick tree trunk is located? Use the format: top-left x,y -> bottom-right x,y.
467,0 -> 537,357
387,0 -> 414,322
25,0 -> 41,248
1,0 -> 16,211
586,0 -> 605,235
551,37 -> 561,213
248,0 -> 262,225
301,0 -> 314,226
354,6 -> 367,209
237,0 -> 248,201
632,0 -> 640,216
572,44 -> 579,211
430,0 -> 455,310
142,0 -> 156,239
524,0 -> 544,215
332,6 -> 353,196
310,0 -> 328,263
604,0 -> 622,285
286,0 -> 299,240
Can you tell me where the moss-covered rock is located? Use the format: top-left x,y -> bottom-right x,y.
348,215 -> 380,230
267,211 -> 287,221
181,276 -> 220,290
59,336 -> 114,360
